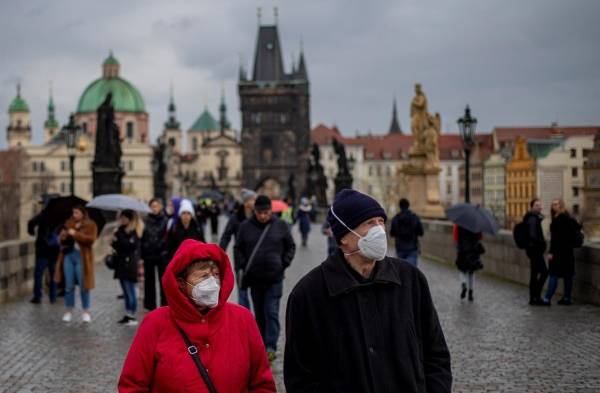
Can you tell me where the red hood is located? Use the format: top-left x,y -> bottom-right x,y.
162,239 -> 234,323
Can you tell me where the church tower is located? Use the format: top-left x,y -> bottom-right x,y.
163,86 -> 182,154
238,10 -> 310,197
44,85 -> 60,142
6,84 -> 32,148
388,97 -> 402,134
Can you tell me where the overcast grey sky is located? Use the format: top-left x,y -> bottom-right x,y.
1,0 -> 599,147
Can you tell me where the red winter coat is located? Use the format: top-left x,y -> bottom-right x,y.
118,239 -> 276,393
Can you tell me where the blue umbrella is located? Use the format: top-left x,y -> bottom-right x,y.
445,203 -> 500,235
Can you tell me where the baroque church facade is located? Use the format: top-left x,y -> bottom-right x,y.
238,21 -> 310,199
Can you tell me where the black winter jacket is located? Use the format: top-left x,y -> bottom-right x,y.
455,226 -> 484,273
166,219 -> 205,262
390,209 -> 424,252
112,225 -> 141,282
523,211 -> 546,253
219,207 -> 248,250
549,213 -> 578,278
27,212 -> 60,261
141,212 -> 168,260
234,216 -> 296,287
284,251 -> 452,393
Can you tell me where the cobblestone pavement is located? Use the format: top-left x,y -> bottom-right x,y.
1,220 -> 600,392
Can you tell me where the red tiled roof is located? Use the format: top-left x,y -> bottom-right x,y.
493,126 -> 600,142
311,124 -> 493,161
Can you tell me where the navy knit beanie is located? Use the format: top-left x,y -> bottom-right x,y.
327,189 -> 387,243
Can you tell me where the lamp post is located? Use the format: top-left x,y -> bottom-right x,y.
62,114 -> 80,196
457,105 -> 477,203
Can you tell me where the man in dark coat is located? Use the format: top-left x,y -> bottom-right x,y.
390,198 -> 424,266
235,195 -> 296,362
284,189 -> 451,393
141,198 -> 168,310
27,194 -> 61,304
219,189 -> 257,309
523,198 -> 549,306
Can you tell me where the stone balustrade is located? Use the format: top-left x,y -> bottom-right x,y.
420,219 -> 600,305
0,223 -> 116,304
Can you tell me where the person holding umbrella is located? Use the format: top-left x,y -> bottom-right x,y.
54,205 -> 98,323
446,203 -> 498,301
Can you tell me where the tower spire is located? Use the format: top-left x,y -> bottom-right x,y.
164,83 -> 180,130
274,6 -> 278,24
388,97 -> 402,134
257,7 -> 262,25
219,84 -> 230,134
296,40 -> 308,80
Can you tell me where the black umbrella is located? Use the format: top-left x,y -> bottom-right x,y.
42,196 -> 106,233
445,203 -> 500,235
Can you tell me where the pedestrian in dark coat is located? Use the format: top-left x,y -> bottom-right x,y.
112,210 -> 142,326
141,198 -> 168,310
454,224 -> 484,301
235,195 -> 296,362
296,197 -> 312,247
284,189 -> 451,393
28,194 -> 61,304
523,198 -> 549,305
220,188 -> 257,309
166,199 -> 205,262
543,199 -> 580,305
390,198 -> 424,266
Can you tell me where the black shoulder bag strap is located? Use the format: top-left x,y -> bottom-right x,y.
175,324 -> 218,393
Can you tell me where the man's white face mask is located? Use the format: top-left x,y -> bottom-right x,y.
330,207 -> 388,261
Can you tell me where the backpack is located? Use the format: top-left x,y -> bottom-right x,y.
513,220 -> 529,249
394,213 -> 415,240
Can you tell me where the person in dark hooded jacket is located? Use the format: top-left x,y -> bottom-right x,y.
523,198 -> 549,305
118,239 -> 276,392
141,198 -> 168,310
284,189 -> 451,393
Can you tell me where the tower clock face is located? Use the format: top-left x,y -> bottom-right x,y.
266,43 -> 273,50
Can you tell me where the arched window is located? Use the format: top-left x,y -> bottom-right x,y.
126,122 -> 134,140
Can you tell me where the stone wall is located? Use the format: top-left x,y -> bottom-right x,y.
420,219 -> 600,305
0,223 -> 116,304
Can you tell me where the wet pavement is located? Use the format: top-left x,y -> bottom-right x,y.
1,219 -> 599,392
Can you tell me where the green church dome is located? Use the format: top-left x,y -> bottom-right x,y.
9,86 -> 29,113
190,107 -> 218,131
76,52 -> 145,114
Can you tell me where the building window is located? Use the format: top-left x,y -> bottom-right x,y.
571,167 -> 578,177
573,204 -> 580,215
369,166 -> 373,176
126,122 -> 134,140
572,187 -> 579,197
32,162 -> 38,172
446,183 -> 452,194
168,137 -> 175,147
570,148 -> 576,158
446,166 -> 452,177
192,137 -> 198,151
82,122 -> 87,133
40,162 -> 45,172
128,161 -> 134,171
61,161 -> 67,171
60,182 -> 66,193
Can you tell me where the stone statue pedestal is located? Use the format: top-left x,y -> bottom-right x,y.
400,152 -> 445,219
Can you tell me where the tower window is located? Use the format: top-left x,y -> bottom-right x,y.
168,137 -> 175,147
126,122 -> 134,140
192,137 -> 198,151
571,167 -> 578,177
82,122 -> 88,133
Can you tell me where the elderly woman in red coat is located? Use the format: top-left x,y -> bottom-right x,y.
118,239 -> 276,393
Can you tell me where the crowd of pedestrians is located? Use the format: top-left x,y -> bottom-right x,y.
25,185 -> 588,392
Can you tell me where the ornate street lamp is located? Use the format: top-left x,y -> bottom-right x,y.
62,113 -> 81,195
457,105 -> 477,203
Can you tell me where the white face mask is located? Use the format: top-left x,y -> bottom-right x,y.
187,276 -> 220,308
330,207 -> 388,261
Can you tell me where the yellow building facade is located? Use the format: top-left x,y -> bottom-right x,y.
505,136 -> 536,229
